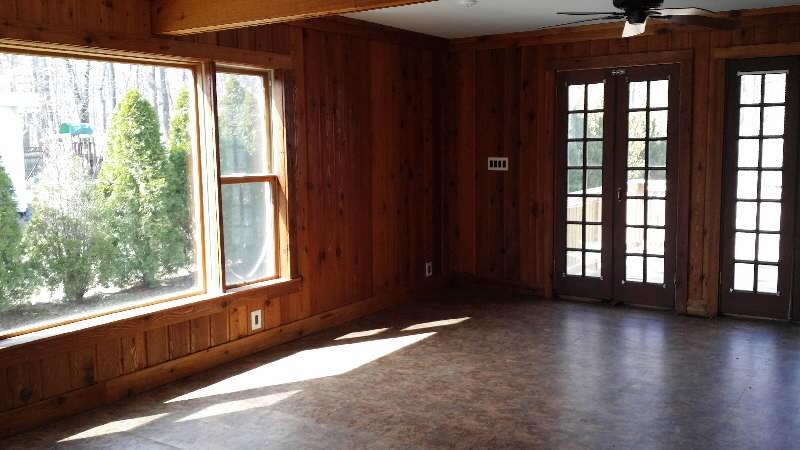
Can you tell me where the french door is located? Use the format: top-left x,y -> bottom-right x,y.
720,58 -> 800,320
555,64 -> 679,309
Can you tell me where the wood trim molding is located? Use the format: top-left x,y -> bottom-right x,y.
151,0 -> 435,36
0,20 -> 293,69
713,43 -> 800,60
0,280 -> 443,439
292,17 -> 448,50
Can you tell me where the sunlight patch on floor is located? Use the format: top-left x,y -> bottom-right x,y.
167,332 -> 436,403
335,328 -> 390,340
177,390 -> 302,422
402,317 -> 470,331
58,413 -> 168,442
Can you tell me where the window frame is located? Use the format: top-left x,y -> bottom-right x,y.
0,46 -> 292,340
214,67 -> 284,290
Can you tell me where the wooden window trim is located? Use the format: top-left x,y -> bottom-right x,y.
214,68 -> 290,291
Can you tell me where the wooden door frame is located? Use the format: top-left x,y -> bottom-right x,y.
547,50 -> 693,313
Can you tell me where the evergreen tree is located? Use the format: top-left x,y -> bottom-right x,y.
0,166 -> 28,309
94,90 -> 185,288
219,76 -> 260,174
23,152 -> 106,301
165,89 -> 193,263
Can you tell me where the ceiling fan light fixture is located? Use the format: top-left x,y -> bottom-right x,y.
458,0 -> 479,7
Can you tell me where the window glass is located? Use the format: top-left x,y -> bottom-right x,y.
0,52 -> 199,334
216,73 -> 269,175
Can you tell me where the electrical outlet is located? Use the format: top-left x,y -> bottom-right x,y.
250,309 -> 263,331
425,262 -> 433,278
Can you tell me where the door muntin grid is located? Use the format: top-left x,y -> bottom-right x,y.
624,79 -> 669,285
732,71 -> 788,294
565,82 -> 605,278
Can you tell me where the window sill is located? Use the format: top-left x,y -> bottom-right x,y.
0,277 -> 303,361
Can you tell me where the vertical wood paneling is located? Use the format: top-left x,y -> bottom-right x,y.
6,361 -> 41,408
69,348 -> 95,390
190,316 -> 211,353
145,327 -> 169,367
121,332 -> 147,374
95,340 -> 123,382
40,354 -> 71,398
168,321 -> 192,359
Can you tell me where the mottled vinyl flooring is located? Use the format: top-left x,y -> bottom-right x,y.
4,288 -> 800,449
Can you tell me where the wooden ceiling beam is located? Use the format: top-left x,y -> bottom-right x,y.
152,0 -> 435,36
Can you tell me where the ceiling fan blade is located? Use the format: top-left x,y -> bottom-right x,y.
557,12 -> 621,16
651,13 -> 738,30
652,7 -> 714,16
537,16 -> 622,31
622,20 -> 647,38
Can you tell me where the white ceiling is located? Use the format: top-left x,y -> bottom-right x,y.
346,0 -> 800,39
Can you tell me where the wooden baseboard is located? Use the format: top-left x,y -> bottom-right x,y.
0,280 -> 443,439
449,273 -> 545,297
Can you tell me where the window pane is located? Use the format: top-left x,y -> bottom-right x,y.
736,170 -> 759,199
734,263 -> 755,291
763,106 -> 785,136
0,53 -> 198,335
585,197 -> 602,223
739,107 -> 761,137
648,170 -> 667,198
586,141 -> 603,166
567,169 -> 583,195
567,196 -> 583,222
627,170 -> 645,196
757,265 -> 779,294
647,228 -> 665,256
629,81 -> 648,109
740,74 -> 762,105
626,227 -> 645,254
222,183 -> 276,285
738,139 -> 760,168
649,110 -> 668,138
587,113 -> 603,139
647,199 -> 666,227
626,256 -> 644,282
585,252 -> 601,278
647,257 -> 664,284
567,142 -> 583,167
216,72 -> 269,176
759,202 -> 781,232
649,141 -> 667,167
758,233 -> 780,263
763,73 -> 786,104
567,251 -> 583,276
585,225 -> 602,250
760,171 -> 782,200
650,80 -> 669,108
568,84 -> 585,111
736,202 -> 758,230
628,141 -> 646,167
629,111 -> 647,138
586,169 -> 603,194
734,232 -> 756,261
568,113 -> 585,139
762,139 -> 784,168
587,83 -> 604,110
566,224 -> 583,249
627,199 -> 645,226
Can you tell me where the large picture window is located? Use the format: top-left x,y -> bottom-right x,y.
0,50 -> 204,336
216,71 -> 278,288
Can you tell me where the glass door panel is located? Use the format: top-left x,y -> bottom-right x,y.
613,66 -> 678,309
556,70 -> 614,299
721,58 -> 798,320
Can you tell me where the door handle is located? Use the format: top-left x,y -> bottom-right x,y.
617,187 -> 624,202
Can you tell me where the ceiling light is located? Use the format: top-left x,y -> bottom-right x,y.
459,0 -> 478,7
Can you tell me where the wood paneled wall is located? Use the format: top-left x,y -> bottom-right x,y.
0,0 -> 445,436
444,9 -> 800,316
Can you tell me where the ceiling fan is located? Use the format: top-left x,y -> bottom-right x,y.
556,0 -> 739,38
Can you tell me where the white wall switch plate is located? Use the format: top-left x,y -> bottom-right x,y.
251,309 -> 263,331
425,262 -> 433,278
488,157 -> 509,171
